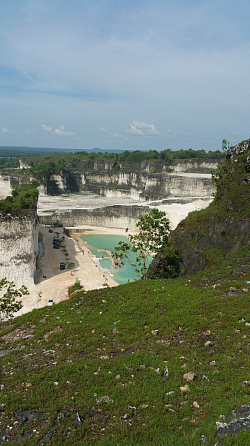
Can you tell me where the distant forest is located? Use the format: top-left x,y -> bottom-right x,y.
0,146 -> 223,172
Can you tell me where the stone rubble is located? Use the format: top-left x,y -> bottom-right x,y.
215,403 -> 250,438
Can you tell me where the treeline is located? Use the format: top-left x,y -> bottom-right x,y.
115,148 -> 223,163
0,157 -> 19,169
0,147 -> 82,158
19,148 -> 223,177
0,181 -> 39,213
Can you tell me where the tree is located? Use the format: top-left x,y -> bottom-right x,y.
221,139 -> 231,153
0,278 -> 28,322
113,208 -> 172,280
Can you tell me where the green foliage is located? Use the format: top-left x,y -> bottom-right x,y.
209,139 -> 250,216
69,278 -> 82,294
0,180 -> 39,213
114,208 -> 171,279
10,178 -> 19,188
221,139 -> 231,153
0,157 -> 19,169
68,262 -> 75,270
0,278 -> 28,321
111,163 -> 120,172
1,256 -> 250,444
160,243 -> 181,272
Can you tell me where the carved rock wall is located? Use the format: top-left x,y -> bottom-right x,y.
38,204 -> 154,230
0,209 -> 39,289
45,170 -> 215,200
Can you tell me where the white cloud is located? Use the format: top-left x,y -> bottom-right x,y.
230,131 -> 242,136
54,125 -> 76,136
99,127 -> 122,138
112,133 -> 122,138
41,123 -> 53,132
1,127 -> 9,134
127,121 -> 162,136
41,124 -> 75,137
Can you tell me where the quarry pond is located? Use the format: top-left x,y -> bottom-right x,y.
81,234 -> 152,284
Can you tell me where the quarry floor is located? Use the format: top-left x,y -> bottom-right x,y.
15,225 -> 124,317
37,191 -> 211,230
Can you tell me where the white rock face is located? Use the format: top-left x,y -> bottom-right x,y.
0,176 -> 12,199
49,174 -> 67,193
0,212 -> 39,290
81,174 -> 86,185
100,187 -> 141,201
48,170 -> 214,200
169,160 -> 217,173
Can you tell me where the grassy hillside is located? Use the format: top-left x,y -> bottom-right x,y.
1,255 -> 250,445
1,140 -> 249,444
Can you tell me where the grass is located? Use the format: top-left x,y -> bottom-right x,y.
0,142 -> 249,444
1,255 -> 250,445
69,279 -> 82,294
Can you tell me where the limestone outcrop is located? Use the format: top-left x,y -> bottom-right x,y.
45,165 -> 216,200
0,205 -> 39,289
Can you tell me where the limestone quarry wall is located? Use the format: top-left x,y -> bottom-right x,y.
167,160 -> 219,173
0,209 -> 39,290
4,158 -> 219,199
39,204 -> 151,230
46,170 -> 215,200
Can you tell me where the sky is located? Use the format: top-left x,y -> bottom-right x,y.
1,0 -> 250,152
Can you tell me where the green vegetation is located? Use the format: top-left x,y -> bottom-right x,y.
0,180 -> 39,213
176,140 -> 250,241
5,148 -> 223,179
0,278 -> 28,322
221,139 -> 232,153
1,256 -> 250,444
68,262 -> 75,270
0,147 -> 85,158
0,157 -> 19,169
0,140 -> 249,444
69,278 -> 82,295
114,208 -> 179,279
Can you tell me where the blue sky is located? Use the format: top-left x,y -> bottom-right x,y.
1,0 -> 250,152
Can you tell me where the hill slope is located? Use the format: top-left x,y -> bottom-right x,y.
1,140 -> 250,445
148,139 -> 250,278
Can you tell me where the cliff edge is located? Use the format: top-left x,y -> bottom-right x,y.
0,182 -> 39,289
148,139 -> 250,278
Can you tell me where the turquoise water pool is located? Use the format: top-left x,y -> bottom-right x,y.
81,234 -> 152,284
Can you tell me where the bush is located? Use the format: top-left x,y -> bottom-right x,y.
0,180 -> 39,213
69,278 -> 81,294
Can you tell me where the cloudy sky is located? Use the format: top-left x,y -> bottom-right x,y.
1,0 -> 250,152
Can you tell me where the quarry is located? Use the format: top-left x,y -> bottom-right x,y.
0,156 -> 218,315
1,140 -> 250,445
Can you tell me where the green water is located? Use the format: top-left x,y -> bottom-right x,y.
81,234 -> 151,284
